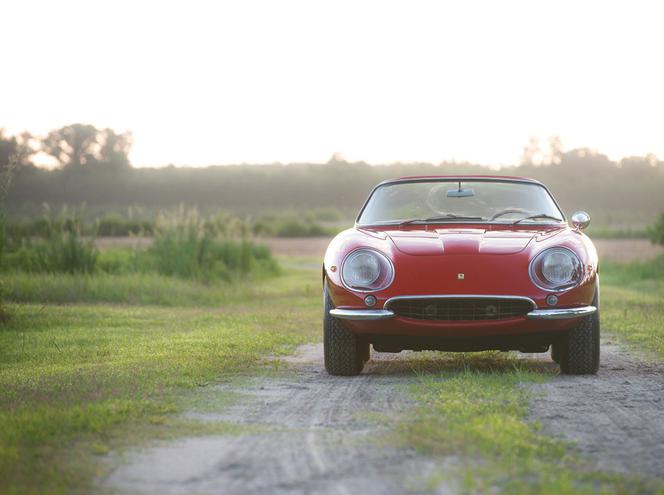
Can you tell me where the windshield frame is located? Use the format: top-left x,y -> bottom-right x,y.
355,177 -> 567,227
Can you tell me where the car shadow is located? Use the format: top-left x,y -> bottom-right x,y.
360,350 -> 559,377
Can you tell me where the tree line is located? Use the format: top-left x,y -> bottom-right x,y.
3,124 -> 664,227
1,124 -> 131,172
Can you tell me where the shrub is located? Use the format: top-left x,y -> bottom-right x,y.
6,216 -> 154,239
3,215 -> 98,274
601,253 -> 664,286
96,217 -> 154,236
5,218 -> 51,241
97,248 -> 153,274
647,212 -> 664,246
1,207 -> 280,282
310,208 -> 344,222
0,155 -> 17,321
586,226 -> 648,239
276,220 -> 332,237
0,212 -> 5,319
151,208 -> 278,281
203,212 -> 251,238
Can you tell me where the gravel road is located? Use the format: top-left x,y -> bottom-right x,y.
103,345 -> 446,495
529,339 -> 664,478
103,341 -> 664,494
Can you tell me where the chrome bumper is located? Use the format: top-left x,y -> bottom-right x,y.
526,306 -> 596,320
329,308 -> 395,321
330,305 -> 597,321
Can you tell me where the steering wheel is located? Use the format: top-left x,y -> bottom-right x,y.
489,208 -> 530,221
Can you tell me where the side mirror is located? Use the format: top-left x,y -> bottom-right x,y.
571,211 -> 590,231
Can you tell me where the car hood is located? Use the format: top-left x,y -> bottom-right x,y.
386,227 -> 564,256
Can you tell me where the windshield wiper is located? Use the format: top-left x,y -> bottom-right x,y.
399,214 -> 485,226
512,213 -> 563,225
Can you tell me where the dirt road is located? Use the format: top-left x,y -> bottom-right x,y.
529,340 -> 664,478
103,346 -> 443,494
103,341 -> 664,494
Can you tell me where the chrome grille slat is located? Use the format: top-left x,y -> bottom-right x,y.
387,297 -> 533,321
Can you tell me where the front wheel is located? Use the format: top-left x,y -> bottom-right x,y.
558,306 -> 600,375
323,280 -> 367,376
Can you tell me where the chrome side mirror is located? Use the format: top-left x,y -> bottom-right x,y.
571,211 -> 590,230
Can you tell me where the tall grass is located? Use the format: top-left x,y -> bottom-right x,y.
3,211 -> 98,274
151,208 -> 278,281
601,254 -> 664,286
96,216 -> 154,236
2,207 -> 280,283
1,155 -> 18,320
5,207 -> 343,240
585,226 -> 648,239
647,212 -> 664,246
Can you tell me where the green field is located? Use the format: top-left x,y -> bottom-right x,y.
0,265 -> 320,494
1,253 -> 663,494
601,255 -> 664,359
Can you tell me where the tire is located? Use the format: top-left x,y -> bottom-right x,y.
559,293 -> 600,375
323,280 -> 367,376
551,343 -> 561,364
361,342 -> 371,363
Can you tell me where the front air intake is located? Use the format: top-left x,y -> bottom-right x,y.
385,296 -> 535,321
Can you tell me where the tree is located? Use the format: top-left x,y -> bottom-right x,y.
520,136 -> 564,166
98,128 -> 133,170
547,136 -> 563,165
0,129 -> 35,173
42,124 -> 98,168
520,137 -> 541,166
41,124 -> 132,170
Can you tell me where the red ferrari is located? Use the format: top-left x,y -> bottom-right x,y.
323,176 -> 599,375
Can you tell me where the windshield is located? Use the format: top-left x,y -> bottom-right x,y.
357,180 -> 564,225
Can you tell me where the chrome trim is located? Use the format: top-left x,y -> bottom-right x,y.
329,308 -> 395,321
528,247 -> 584,293
331,299 -> 596,321
339,247 -> 395,293
383,294 -> 537,311
526,306 -> 596,320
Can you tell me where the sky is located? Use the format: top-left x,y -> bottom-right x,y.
1,0 -> 663,167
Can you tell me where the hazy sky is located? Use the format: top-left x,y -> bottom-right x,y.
2,0 -> 663,167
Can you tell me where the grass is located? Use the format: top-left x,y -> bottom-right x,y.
0,266 -> 321,494
5,207 -> 345,240
2,252 -> 663,494
600,255 -> 664,358
602,285 -> 664,359
2,209 -> 282,282
2,266 -> 318,306
585,226 -> 648,239
397,353 -> 662,494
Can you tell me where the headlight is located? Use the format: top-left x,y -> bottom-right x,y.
529,247 -> 583,291
341,249 -> 394,291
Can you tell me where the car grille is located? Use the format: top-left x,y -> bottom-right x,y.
387,297 -> 533,321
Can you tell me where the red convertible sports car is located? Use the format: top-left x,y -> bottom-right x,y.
323,176 -> 599,376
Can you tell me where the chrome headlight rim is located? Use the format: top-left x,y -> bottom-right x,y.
340,248 -> 395,293
529,247 -> 583,293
